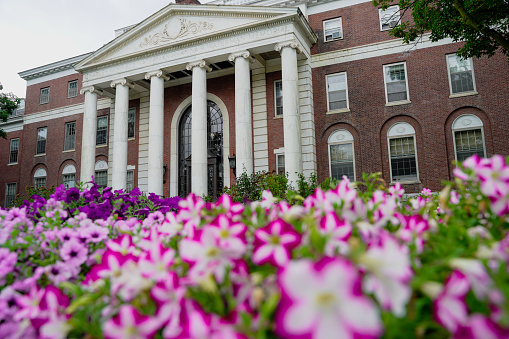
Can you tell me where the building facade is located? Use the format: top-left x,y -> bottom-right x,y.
2,0 -> 509,206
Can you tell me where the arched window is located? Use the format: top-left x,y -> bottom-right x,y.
178,101 -> 223,198
95,160 -> 108,188
62,164 -> 76,188
34,168 -> 47,189
387,122 -> 419,183
328,129 -> 355,181
452,114 -> 486,163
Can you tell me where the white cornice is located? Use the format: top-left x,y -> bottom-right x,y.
0,116 -> 23,133
18,53 -> 92,81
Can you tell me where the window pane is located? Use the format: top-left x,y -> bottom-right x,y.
455,129 -> 484,162
40,88 -> 49,104
330,143 -> 354,181
35,177 -> 46,189
63,174 -> 75,188
380,6 -> 400,30
9,139 -> 19,164
385,64 -> 407,102
97,117 -> 108,145
277,154 -> 285,175
5,183 -> 17,207
37,128 -> 47,154
448,56 -> 474,94
64,122 -> 76,151
95,170 -> 108,188
324,18 -> 342,41
390,137 -> 417,181
275,81 -> 283,116
128,108 -> 135,139
126,171 -> 134,193
68,80 -> 78,98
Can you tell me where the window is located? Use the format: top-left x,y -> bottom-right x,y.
128,107 -> 135,139
34,168 -> 47,189
64,122 -> 76,151
62,164 -> 76,188
379,5 -> 400,31
40,87 -> 49,104
384,62 -> 409,104
326,72 -> 349,111
274,80 -> 283,117
126,170 -> 134,192
67,80 -> 78,98
96,116 -> 108,146
388,123 -> 419,183
277,154 -> 285,175
328,130 -> 355,181
36,127 -> 47,154
9,138 -> 19,164
5,183 -> 16,207
95,160 -> 108,188
447,55 -> 476,95
452,114 -> 485,163
323,18 -> 343,42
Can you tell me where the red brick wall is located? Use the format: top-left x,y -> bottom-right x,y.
25,73 -> 85,115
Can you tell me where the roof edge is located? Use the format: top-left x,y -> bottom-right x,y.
18,53 -> 93,81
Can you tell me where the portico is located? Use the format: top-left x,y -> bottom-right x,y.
75,4 -> 317,196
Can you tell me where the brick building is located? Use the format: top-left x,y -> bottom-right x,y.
1,0 -> 508,206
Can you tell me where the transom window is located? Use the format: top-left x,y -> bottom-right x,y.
274,80 -> 283,117
62,164 -> 76,188
323,18 -> 343,42
5,183 -> 16,207
34,168 -> 47,189
447,55 -> 476,95
67,80 -> 78,98
388,123 -> 419,183
379,5 -> 400,31
64,121 -> 76,151
96,116 -> 108,146
40,87 -> 49,104
328,130 -> 355,181
9,138 -> 19,164
384,62 -> 409,104
36,127 -> 47,154
128,108 -> 135,139
452,114 -> 485,163
326,72 -> 348,111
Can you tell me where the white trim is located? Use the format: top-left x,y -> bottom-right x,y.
274,147 -> 285,154
27,69 -> 79,87
323,17 -> 343,42
446,54 -> 477,96
170,93 -> 230,197
387,122 -> 419,183
383,61 -> 410,105
326,72 -> 349,112
34,168 -> 47,178
379,5 -> 400,31
452,114 -> 486,163
23,98 -> 111,125
307,0 -> 372,15
62,164 -> 76,175
127,165 -> 136,171
328,129 -> 356,181
311,33 -> 455,68
95,160 -> 108,171
96,115 -> 109,146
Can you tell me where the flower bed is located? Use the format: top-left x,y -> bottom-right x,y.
1,155 -> 509,338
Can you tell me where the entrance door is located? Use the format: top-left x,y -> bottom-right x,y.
179,101 -> 223,198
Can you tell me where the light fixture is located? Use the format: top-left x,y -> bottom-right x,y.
228,153 -> 236,176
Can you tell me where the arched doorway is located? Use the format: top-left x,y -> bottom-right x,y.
178,100 -> 224,198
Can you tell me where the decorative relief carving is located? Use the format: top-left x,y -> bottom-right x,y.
228,50 -> 253,63
396,127 -> 405,134
80,86 -> 103,95
186,60 -> 212,72
462,119 -> 472,126
110,78 -> 135,89
336,133 -> 345,141
145,70 -> 170,81
140,18 -> 213,48
274,40 -> 303,54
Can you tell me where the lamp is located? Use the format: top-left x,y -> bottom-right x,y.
228,153 -> 236,176
163,165 -> 167,184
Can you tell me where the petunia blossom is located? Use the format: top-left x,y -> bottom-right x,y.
252,219 -> 301,267
103,305 -> 160,339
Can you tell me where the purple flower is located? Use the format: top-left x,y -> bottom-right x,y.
59,239 -> 87,266
56,228 -> 77,243
79,225 -> 109,243
64,187 -> 80,204
0,248 -> 17,280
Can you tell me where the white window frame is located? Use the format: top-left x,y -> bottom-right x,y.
34,168 -> 47,189
64,121 -> 76,151
452,114 -> 486,163
274,147 -> 285,175
5,183 -> 17,207
96,116 -> 108,146
326,72 -> 349,112
9,138 -> 19,164
62,164 -> 76,188
387,122 -> 419,184
383,62 -> 410,105
126,170 -> 134,192
67,80 -> 78,98
274,80 -> 283,117
328,130 -> 356,181
40,87 -> 49,104
379,5 -> 400,31
128,107 -> 136,139
323,17 -> 343,42
36,127 -> 47,155
95,160 -> 109,188
446,54 -> 477,97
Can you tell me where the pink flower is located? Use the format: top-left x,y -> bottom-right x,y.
396,214 -> 430,253
208,214 -> 247,253
46,261 -> 77,284
477,155 -> 509,198
253,219 -> 301,267
361,232 -> 413,317
107,234 -> 137,256
138,241 -> 176,282
104,305 -> 160,339
216,194 -> 244,220
449,258 -> 492,299
276,258 -> 382,339
434,270 -> 470,334
0,248 -> 17,280
56,228 -> 78,243
59,239 -> 88,266
318,212 -> 351,256
79,225 -> 109,243
389,183 -> 405,198
455,314 -> 509,339
178,193 -> 206,237
168,299 -> 212,339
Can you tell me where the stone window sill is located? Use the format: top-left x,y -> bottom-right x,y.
34,153 -> 46,157
326,108 -> 350,114
274,115 -> 283,119
385,100 -> 411,107
8,163 -> 18,166
449,91 -> 478,99
63,149 -> 75,153
128,138 -> 136,141
96,145 -> 108,148
391,180 -> 421,185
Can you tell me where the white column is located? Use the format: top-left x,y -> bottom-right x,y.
80,86 -> 102,185
229,51 -> 253,176
275,41 -> 303,185
110,78 -> 134,191
145,70 -> 169,196
186,60 -> 212,197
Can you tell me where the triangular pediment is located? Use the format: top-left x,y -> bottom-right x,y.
75,4 -> 298,70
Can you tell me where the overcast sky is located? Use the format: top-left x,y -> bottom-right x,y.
0,0 -> 205,98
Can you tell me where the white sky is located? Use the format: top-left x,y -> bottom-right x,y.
0,0 -> 214,98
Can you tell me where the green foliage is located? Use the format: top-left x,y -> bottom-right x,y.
0,86 -> 21,139
221,171 -> 291,202
11,185 -> 56,207
373,0 -> 509,60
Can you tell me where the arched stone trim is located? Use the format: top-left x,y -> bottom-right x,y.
328,129 -> 354,143
327,129 -> 356,181
95,160 -> 108,171
62,164 -> 76,175
452,114 -> 483,131
169,93 -> 230,197
387,122 -> 416,138
34,168 -> 47,178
